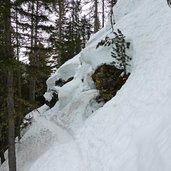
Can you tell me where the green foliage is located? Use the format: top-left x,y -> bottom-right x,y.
50,1 -> 93,67
0,0 -> 56,164
27,42 -> 52,105
96,36 -> 114,48
96,29 -> 132,74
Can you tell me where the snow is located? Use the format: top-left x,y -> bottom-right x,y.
46,53 -> 80,91
2,0 -> 171,170
29,142 -> 83,171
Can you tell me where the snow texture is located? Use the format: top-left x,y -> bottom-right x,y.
1,0 -> 171,170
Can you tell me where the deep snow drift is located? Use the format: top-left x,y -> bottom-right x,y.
1,0 -> 171,170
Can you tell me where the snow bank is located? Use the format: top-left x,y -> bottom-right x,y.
77,0 -> 171,171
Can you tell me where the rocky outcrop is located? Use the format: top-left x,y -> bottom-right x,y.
92,64 -> 130,102
45,77 -> 74,108
45,92 -> 58,108
55,77 -> 74,87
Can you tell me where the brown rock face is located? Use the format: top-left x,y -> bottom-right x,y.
92,64 -> 130,102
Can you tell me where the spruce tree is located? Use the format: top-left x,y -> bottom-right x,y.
15,0 -> 54,104
3,0 -> 17,170
111,29 -> 131,74
51,0 -> 92,66
96,29 -> 132,74
0,0 -> 55,166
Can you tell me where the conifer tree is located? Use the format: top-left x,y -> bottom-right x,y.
15,0 -> 54,103
0,0 -> 55,166
111,29 -> 131,74
51,0 -> 92,66
94,0 -> 100,32
2,0 -> 17,170
96,29 -> 131,74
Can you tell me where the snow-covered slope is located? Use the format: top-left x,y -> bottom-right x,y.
2,0 -> 171,170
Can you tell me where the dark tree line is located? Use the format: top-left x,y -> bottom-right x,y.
0,1 -> 54,170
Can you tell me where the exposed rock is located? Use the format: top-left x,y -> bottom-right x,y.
45,77 -> 74,108
45,92 -> 58,108
55,77 -> 74,87
92,64 -> 130,102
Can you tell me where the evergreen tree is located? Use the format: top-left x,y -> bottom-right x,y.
94,0 -> 100,32
0,0 -> 55,166
15,0 -> 54,103
51,0 -> 92,66
111,29 -> 131,74
102,0 -> 105,27
1,0 -> 17,170
96,29 -> 132,74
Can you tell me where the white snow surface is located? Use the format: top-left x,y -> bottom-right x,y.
1,0 -> 171,170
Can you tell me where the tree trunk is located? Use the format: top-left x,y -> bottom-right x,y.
29,79 -> 36,102
15,4 -> 22,140
7,69 -> 16,171
94,0 -> 99,33
5,0 -> 17,170
110,0 -> 117,30
29,1 -> 36,103
102,0 -> 105,27
58,0 -> 65,67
